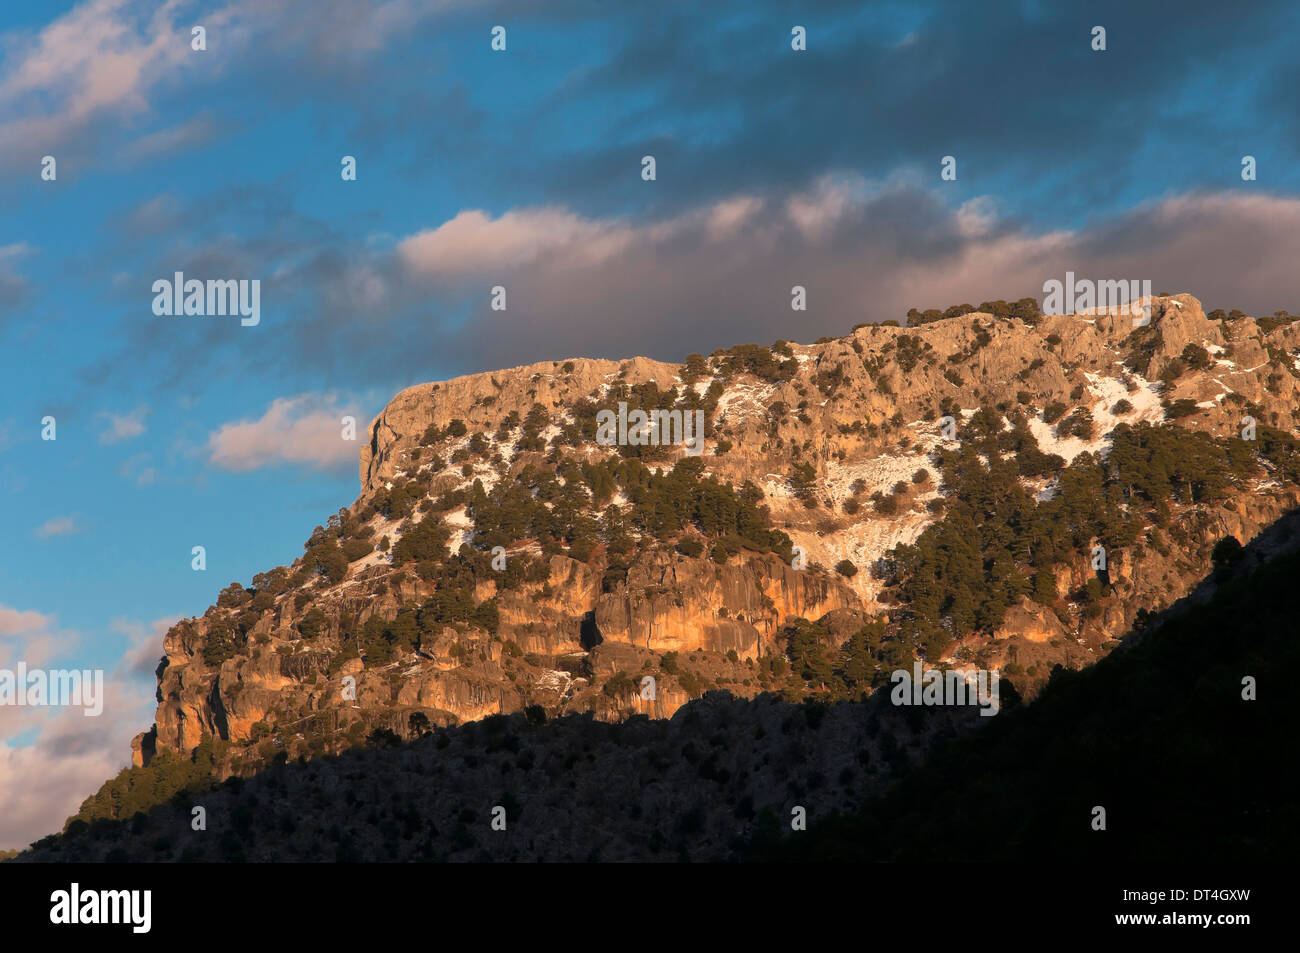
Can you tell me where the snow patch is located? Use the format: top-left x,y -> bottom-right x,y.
715,380 -> 779,424
1026,371 -> 1162,464
536,669 -> 572,694
443,506 -> 475,552
823,450 -> 936,506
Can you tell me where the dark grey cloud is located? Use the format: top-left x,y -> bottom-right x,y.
78,175 -> 1300,400
379,0 -> 1300,224
0,245 -> 27,315
415,188 -> 1300,374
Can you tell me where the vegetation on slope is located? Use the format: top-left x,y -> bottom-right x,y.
752,532 -> 1300,861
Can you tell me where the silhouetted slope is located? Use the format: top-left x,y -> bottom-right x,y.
15,690 -> 992,863
751,520 -> 1300,862
13,514 -> 1295,863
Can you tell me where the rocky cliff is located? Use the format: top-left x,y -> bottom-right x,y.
129,293 -> 1300,783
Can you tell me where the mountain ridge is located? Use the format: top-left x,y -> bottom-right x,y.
95,293 -> 1300,815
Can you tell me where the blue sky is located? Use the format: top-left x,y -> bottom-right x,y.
2,0 -> 1300,848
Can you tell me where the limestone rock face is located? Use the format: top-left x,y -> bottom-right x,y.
130,294 -> 1300,778
361,357 -> 680,493
594,552 -> 857,657
996,599 -> 1069,644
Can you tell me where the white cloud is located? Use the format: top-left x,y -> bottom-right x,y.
121,113 -> 219,160
956,196 -> 998,238
0,0 -> 475,170
0,0 -> 196,162
110,616 -> 175,678
784,175 -> 871,241
398,207 -> 641,278
0,744 -> 125,850
34,515 -> 81,539
0,609 -> 168,851
705,196 -> 764,240
207,392 -> 359,472
397,182 -> 865,281
97,406 -> 148,444
117,452 -> 156,486
0,604 -> 52,636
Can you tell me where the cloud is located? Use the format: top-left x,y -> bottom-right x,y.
392,180 -> 1300,377
207,392 -> 360,472
110,616 -> 175,679
34,516 -> 81,539
0,605 -> 53,637
0,0 -> 197,168
0,607 -> 71,742
118,452 -> 156,486
0,671 -> 155,850
120,193 -> 184,237
84,178 -> 1300,400
530,0 -> 1300,222
97,406 -> 148,444
377,183 -> 1300,376
0,0 -> 473,173
398,207 -> 641,279
0,609 -> 170,851
0,243 -> 32,313
121,113 -> 220,161
0,744 -> 124,850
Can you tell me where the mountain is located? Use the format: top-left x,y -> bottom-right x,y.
33,293 -> 1300,843
17,497 -> 1298,862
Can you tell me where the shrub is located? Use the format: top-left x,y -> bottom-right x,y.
216,583 -> 248,608
602,671 -> 636,699
1057,407 -> 1095,440
1181,343 -> 1212,370
298,608 -> 328,640
202,622 -> 242,667
305,539 -> 349,584
392,517 -> 451,566
675,537 -> 705,558
341,538 -> 373,562
1211,535 -> 1243,571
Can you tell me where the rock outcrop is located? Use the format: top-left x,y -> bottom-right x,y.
129,294 -> 1300,783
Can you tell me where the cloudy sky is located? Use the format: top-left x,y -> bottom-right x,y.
2,0 -> 1299,849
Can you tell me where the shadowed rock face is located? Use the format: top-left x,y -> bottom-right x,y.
131,295 -> 1300,781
